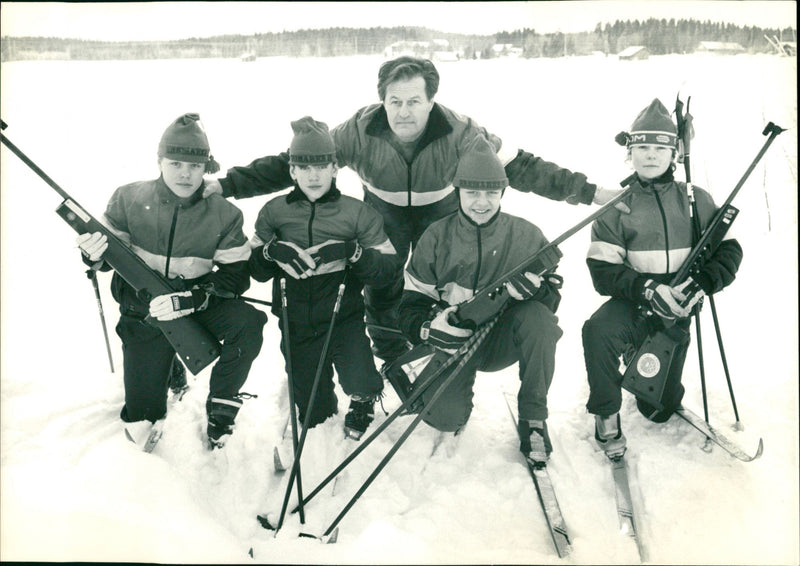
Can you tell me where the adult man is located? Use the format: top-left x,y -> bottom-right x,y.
397,134 -> 563,463
205,56 -> 618,365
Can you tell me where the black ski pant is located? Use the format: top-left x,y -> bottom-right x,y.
416,300 -> 562,432
279,314 -> 384,428
582,298 -> 689,423
116,299 -> 267,423
362,190 -> 458,363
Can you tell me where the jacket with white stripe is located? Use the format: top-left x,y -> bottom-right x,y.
586,171 -> 743,302
247,183 -> 396,335
399,207 -> 562,344
102,177 -> 252,316
218,102 -> 598,208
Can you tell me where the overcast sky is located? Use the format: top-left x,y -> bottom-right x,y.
1,1 -> 796,41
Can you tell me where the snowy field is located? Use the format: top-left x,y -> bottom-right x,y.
1,53 -> 797,564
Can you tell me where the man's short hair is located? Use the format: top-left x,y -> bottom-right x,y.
377,56 -> 440,101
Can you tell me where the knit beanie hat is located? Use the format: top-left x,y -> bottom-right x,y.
615,98 -> 677,148
158,113 -> 220,173
289,116 -> 336,164
454,134 -> 508,190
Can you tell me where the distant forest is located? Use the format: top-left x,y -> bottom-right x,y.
1,19 -> 796,62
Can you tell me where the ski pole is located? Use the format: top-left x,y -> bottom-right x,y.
276,278 -> 306,526
676,94 -> 712,423
290,315 -> 497,515
86,265 -> 115,373
319,317 -> 498,539
708,299 -> 741,426
275,271 -> 349,532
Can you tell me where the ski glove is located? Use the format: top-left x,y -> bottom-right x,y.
675,277 -> 705,312
425,305 -> 473,353
311,240 -> 362,265
642,279 -> 690,320
76,232 -> 108,262
264,239 -> 316,279
149,289 -> 210,321
505,272 -> 545,301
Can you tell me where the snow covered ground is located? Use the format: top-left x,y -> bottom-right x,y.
1,53 -> 797,564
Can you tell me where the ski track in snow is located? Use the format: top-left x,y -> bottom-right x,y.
1,53 -> 797,564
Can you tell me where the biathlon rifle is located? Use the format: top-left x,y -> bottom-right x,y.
452,175 -> 636,329
384,176 -> 636,402
621,120 -> 785,407
1,120 -> 221,375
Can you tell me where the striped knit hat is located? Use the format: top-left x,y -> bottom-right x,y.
615,98 -> 677,148
454,134 -> 508,190
158,113 -> 220,173
289,116 -> 336,164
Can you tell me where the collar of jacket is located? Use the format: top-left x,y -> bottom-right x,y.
633,168 -> 676,193
457,205 -> 502,230
156,176 -> 204,207
365,102 -> 454,150
285,181 -> 342,204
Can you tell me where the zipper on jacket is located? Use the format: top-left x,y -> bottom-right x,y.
651,183 -> 671,274
164,204 -> 180,278
306,201 -> 317,331
406,166 -> 412,207
472,226 -> 483,294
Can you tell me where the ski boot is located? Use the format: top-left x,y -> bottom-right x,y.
519,419 -> 552,467
167,356 -> 189,399
595,413 -> 627,458
206,396 -> 243,450
344,394 -> 377,440
124,419 -> 164,453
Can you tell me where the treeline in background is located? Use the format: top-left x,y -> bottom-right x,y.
1,18 -> 796,62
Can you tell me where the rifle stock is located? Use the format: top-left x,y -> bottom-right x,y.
2,123 -> 221,375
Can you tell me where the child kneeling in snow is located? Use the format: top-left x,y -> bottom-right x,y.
582,99 -> 743,457
397,134 -> 564,465
247,117 -> 396,440
77,114 -> 267,450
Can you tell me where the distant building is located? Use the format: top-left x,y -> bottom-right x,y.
491,43 -> 524,58
696,41 -> 745,54
384,39 -> 458,61
618,46 -> 650,60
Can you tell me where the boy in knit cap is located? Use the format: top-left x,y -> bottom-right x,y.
248,116 -> 396,440
397,134 -> 564,464
582,99 -> 743,458
76,113 -> 267,450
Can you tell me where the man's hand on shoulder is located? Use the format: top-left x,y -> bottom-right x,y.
593,186 -> 630,213
202,178 -> 223,199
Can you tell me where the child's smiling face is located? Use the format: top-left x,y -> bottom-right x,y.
630,145 -> 674,180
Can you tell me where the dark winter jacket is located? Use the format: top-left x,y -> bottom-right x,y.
218,102 -> 597,207
586,172 -> 743,303
248,183 -> 396,336
400,207 -> 562,344
102,176 -> 252,317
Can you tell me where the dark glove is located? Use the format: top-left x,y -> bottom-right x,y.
149,289 -> 209,321
312,240 -> 362,264
674,277 -> 705,311
265,239 -> 316,274
425,306 -> 473,353
642,279 -> 690,319
505,272 -> 546,301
